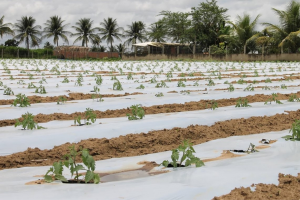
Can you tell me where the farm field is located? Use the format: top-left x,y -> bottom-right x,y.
0,59 -> 300,199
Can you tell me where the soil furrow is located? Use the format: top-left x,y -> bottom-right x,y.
0,109 -> 298,170
0,92 -> 143,105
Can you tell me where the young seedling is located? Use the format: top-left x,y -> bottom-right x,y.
207,79 -> 215,86
126,104 -> 145,120
3,87 -> 14,95
95,75 -> 103,85
62,77 -> 70,83
235,98 -> 251,107
177,80 -> 186,87
57,96 -> 67,105
155,92 -> 164,97
244,84 -> 254,91
282,119 -> 300,141
262,86 -> 271,90
84,108 -> 97,125
265,78 -> 272,83
206,100 -> 218,110
280,84 -> 287,89
113,80 -> 123,90
161,140 -> 204,168
28,82 -> 36,88
227,84 -> 234,92
136,84 -> 145,89
264,93 -> 283,104
288,94 -> 300,102
11,93 -> 31,107
155,81 -> 168,88
15,112 -> 45,130
45,146 -> 100,184
75,77 -> 83,86
127,73 -> 133,80
237,79 -> 246,84
180,90 -> 190,95
35,85 -> 47,94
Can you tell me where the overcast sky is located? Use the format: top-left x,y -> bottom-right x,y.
0,0 -> 291,48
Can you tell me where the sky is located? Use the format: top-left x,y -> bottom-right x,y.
0,0 -> 291,48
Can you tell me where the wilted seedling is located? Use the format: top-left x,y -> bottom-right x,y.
161,140 -> 204,168
15,112 -> 45,130
127,104 -> 145,120
12,93 -> 31,107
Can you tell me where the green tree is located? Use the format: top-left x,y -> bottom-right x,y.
14,16 -> 42,57
71,18 -> 100,47
263,1 -> 300,53
5,39 -> 18,46
147,20 -> 166,42
226,13 -> 260,54
0,16 -> 14,39
44,41 -> 54,49
115,43 -> 125,58
159,11 -> 191,43
42,16 -> 71,46
99,17 -> 123,55
124,21 -> 147,55
191,0 -> 229,52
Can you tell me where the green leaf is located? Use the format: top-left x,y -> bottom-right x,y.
55,174 -> 68,182
53,161 -> 63,175
161,160 -> 169,167
85,170 -> 94,183
93,173 -> 100,184
44,175 -> 53,183
74,164 -> 85,172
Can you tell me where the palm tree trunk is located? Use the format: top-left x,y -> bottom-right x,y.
244,45 -> 246,54
27,37 -> 29,58
111,41 -> 113,58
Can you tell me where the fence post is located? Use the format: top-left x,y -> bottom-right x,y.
32,51 -> 33,59
17,49 -> 19,58
47,50 -> 48,59
1,49 -> 3,59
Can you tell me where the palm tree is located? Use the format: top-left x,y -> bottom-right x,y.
147,21 -> 166,42
263,0 -> 300,53
247,28 -> 275,55
0,16 -> 14,39
227,13 -> 260,54
71,18 -> 100,47
42,16 -> 71,46
124,21 -> 147,56
99,17 -> 123,56
115,43 -> 126,58
14,16 -> 42,57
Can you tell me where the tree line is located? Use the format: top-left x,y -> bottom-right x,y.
1,0 -> 300,56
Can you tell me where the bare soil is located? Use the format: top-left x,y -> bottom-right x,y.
214,173 -> 300,200
0,109 -> 298,170
0,91 -> 299,127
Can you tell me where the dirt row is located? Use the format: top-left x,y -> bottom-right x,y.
1,91 -> 300,128
214,173 -> 300,200
0,92 -> 143,105
0,109 -> 298,170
